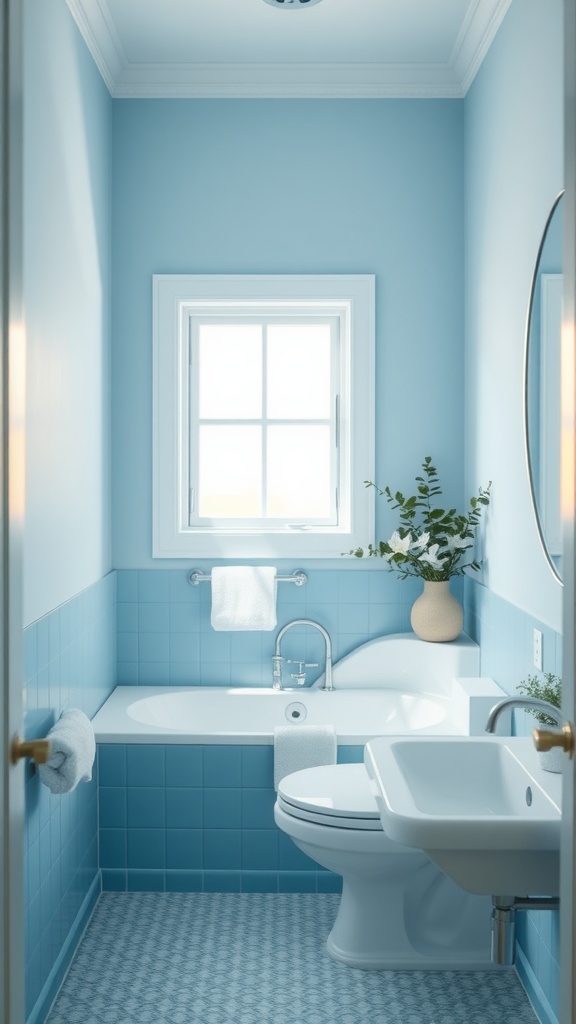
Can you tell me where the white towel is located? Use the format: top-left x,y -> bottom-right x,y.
273,724 -> 337,791
38,709 -> 96,795
210,566 -> 278,631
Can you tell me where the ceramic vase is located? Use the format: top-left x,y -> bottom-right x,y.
410,580 -> 463,642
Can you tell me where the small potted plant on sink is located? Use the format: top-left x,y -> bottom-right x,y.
517,672 -> 563,773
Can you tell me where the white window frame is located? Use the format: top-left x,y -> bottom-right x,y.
153,274 -> 375,558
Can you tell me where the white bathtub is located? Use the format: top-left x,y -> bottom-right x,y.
90,684 -> 469,745
91,634 -> 505,745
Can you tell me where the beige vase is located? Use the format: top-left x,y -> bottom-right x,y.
410,580 -> 463,642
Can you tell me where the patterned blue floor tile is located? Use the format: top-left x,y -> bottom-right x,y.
45,893 -> 538,1024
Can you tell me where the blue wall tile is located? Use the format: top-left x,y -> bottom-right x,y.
24,573 -> 116,1021
203,789 -> 242,829
99,738 -> 364,896
165,745 -> 203,787
204,830 -> 242,870
241,789 -> 276,829
203,746 -> 242,787
126,745 -> 165,786
114,568 -> 448,692
242,830 -> 278,870
166,830 -> 203,870
127,787 -> 165,828
165,869 -> 203,892
166,788 -> 203,828
127,828 -> 165,868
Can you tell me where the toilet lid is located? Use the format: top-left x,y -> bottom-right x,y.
277,763 -> 383,829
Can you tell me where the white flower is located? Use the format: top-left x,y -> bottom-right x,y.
444,534 -> 472,552
387,531 -> 412,556
411,532 -> 429,550
418,544 -> 447,570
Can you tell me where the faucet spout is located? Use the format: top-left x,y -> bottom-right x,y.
273,619 -> 334,691
485,696 -> 562,733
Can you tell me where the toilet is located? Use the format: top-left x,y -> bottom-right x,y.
274,762 -> 492,970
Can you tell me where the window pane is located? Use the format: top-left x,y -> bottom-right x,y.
198,324 -> 262,418
267,426 -> 332,518
267,324 -> 331,419
199,426 -> 261,517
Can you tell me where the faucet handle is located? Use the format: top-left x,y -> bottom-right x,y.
286,660 -> 318,686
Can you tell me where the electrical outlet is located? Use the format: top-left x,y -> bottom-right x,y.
533,628 -> 543,671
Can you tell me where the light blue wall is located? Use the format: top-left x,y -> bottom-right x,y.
464,0 -> 563,632
24,0 -> 113,627
111,98 -> 466,571
464,2 -> 564,1021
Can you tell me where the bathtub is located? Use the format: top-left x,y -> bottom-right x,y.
91,682 -> 483,745
91,634 -> 505,745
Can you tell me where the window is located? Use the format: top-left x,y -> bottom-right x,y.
153,275 -> 374,558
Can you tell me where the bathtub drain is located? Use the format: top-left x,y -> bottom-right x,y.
285,701 -> 307,723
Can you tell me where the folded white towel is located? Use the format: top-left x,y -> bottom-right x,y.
273,724 -> 337,791
38,709 -> 96,795
211,566 -> 278,631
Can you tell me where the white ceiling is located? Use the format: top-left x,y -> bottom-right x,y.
66,0 -> 513,99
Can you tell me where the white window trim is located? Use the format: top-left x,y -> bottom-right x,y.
153,274 -> 375,558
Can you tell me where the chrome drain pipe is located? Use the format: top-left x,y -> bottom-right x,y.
491,895 -> 560,964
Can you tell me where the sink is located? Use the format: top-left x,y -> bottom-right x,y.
365,736 -> 561,896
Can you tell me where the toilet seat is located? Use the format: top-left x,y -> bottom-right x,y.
277,763 -> 383,831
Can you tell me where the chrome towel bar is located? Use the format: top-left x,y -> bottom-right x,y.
188,569 -> 307,587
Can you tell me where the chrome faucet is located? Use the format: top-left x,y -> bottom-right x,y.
273,619 -> 334,691
485,696 -> 562,733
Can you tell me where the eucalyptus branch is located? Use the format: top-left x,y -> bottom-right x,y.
349,457 -> 491,582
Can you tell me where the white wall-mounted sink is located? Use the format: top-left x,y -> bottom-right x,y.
365,736 -> 561,896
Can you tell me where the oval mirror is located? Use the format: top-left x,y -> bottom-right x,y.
524,190 -> 564,583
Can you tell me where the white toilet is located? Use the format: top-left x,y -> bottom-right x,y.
275,762 -> 492,970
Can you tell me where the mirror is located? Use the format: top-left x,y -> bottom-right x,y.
524,190 -> 564,583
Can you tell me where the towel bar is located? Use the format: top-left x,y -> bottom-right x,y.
188,569 -> 307,587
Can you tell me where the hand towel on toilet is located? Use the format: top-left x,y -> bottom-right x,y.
38,708 -> 96,795
274,724 -> 337,790
210,566 -> 278,631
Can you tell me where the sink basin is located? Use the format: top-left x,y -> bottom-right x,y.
365,736 -> 561,896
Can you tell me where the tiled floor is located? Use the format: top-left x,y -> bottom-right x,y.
46,893 -> 539,1024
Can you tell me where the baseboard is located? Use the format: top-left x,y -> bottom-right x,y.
27,871 -> 101,1024
516,945 -> 559,1024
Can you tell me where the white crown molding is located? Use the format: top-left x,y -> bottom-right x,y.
66,0 -> 510,100
112,62 -> 463,100
66,0 -> 124,94
451,0 -> 514,94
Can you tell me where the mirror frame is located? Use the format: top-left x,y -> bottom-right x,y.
523,189 -> 565,585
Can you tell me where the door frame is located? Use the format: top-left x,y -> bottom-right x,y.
1,0 -> 25,1021
561,1 -> 576,1021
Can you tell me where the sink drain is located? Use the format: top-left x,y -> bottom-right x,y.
285,701 -> 307,723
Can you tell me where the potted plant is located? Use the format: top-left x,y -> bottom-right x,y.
348,456 -> 491,641
517,672 -> 563,773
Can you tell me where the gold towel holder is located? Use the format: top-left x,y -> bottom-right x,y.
10,736 -> 51,765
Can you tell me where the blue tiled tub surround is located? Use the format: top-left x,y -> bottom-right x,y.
116,567 -> 429,686
99,629 -> 482,894
99,742 -> 363,893
24,573 -> 117,1024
